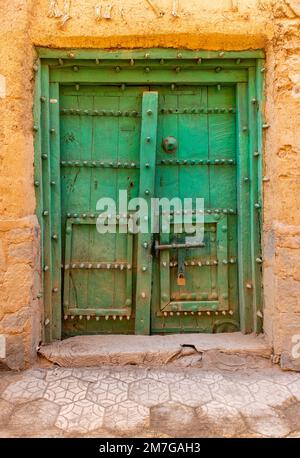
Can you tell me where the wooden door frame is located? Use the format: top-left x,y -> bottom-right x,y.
33,47 -> 265,342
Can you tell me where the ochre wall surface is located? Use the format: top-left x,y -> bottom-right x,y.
0,0 -> 300,369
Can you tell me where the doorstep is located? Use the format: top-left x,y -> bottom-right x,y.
38,332 -> 272,369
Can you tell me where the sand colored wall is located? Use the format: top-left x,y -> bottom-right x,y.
0,0 -> 299,369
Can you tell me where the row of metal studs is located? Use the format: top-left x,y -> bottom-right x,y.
60,159 -> 236,167
65,208 -> 236,218
60,109 -> 139,117
60,107 -> 236,116
63,310 -> 234,320
160,159 -> 235,165
56,52 -> 243,63
165,258 -> 237,267
160,107 -> 236,114
68,65 -> 236,74
64,263 -> 132,270
61,160 -> 139,168
63,259 -> 237,270
64,314 -> 131,320
163,310 -> 234,317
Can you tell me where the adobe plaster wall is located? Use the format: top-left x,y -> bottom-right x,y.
0,0 -> 299,369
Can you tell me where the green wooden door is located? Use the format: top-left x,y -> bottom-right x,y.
60,84 -> 239,336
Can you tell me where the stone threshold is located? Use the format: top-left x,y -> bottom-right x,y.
38,332 -> 273,370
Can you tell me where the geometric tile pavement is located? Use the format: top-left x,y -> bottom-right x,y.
0,366 -> 299,437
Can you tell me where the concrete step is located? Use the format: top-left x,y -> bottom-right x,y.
38,332 -> 272,370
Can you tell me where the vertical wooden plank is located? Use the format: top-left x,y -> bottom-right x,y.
33,60 -> 44,340
236,83 -> 252,333
41,65 -> 53,342
135,92 -> 158,334
216,216 -> 229,310
255,60 -> 265,333
49,82 -> 62,339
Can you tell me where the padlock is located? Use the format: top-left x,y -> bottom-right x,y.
177,272 -> 186,286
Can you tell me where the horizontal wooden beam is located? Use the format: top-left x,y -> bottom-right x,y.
50,68 -> 247,84
37,47 -> 265,60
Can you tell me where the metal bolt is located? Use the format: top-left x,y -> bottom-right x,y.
256,257 -> 263,263
145,162 -> 150,168
43,210 -> 49,216
145,67 -> 150,73
145,53 -> 150,59
262,123 -> 270,129
236,58 -> 241,64
262,177 -> 270,182
115,66 -> 121,72
255,203 -> 261,209
244,177 -> 249,182
44,318 -> 50,326
51,181 -> 56,186
251,98 -> 257,104
43,265 -> 49,272
215,66 -> 222,73
142,266 -> 147,272
253,151 -> 260,157
175,66 -> 181,73
34,181 -> 40,187
147,109 -> 153,115
246,282 -> 252,289
50,128 -> 55,134
141,292 -> 146,299
73,66 -> 79,72
53,287 -> 58,293
143,242 -> 148,248
33,125 -> 39,132
52,234 -> 58,240
146,137 -> 151,143
242,126 -> 248,132
144,190 -> 150,195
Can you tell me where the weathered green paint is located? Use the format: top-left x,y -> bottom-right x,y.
135,92 -> 158,334
37,47 -> 265,60
40,64 -> 53,341
33,50 -> 264,339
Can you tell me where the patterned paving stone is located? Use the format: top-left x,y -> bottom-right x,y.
150,402 -> 199,437
170,379 -> 211,407
147,369 -> 186,383
45,368 -> 73,382
248,380 -> 291,406
240,402 -> 290,437
86,377 -> 128,407
0,399 -> 14,426
197,401 -> 246,437
287,380 -> 300,401
211,379 -> 254,408
44,376 -> 88,405
129,378 -> 169,407
189,370 -> 225,385
109,367 -> 148,383
25,368 -> 47,380
72,368 -> 110,382
104,400 -> 149,432
9,399 -> 60,429
55,400 -> 105,433
2,378 -> 47,404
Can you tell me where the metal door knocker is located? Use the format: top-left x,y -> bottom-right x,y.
162,136 -> 178,154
